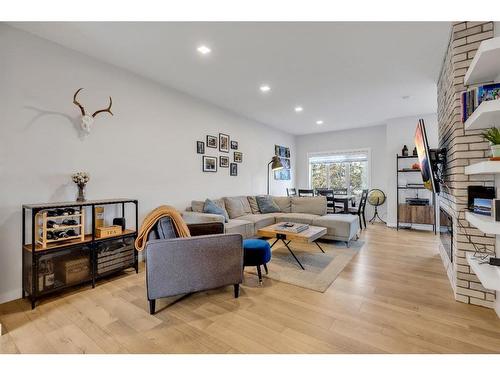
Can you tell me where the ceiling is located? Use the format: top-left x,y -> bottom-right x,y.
10,22 -> 451,135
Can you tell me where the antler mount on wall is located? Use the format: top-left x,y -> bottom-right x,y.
73,88 -> 113,135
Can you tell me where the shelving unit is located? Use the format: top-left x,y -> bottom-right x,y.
22,198 -> 138,309
463,36 -> 500,318
396,155 -> 436,233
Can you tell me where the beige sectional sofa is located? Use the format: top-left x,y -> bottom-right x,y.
182,196 -> 360,246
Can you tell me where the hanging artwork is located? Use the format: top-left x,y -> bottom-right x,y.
274,145 -> 291,180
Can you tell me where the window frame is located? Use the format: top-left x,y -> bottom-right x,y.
307,148 -> 372,195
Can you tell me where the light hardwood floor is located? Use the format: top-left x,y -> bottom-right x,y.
1,224 -> 500,354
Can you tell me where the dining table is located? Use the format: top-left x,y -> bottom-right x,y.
331,194 -> 357,213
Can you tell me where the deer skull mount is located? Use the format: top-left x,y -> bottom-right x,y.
73,88 -> 113,135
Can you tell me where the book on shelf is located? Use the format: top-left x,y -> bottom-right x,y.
461,83 -> 500,122
277,222 -> 309,233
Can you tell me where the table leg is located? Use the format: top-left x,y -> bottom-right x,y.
281,239 -> 305,270
344,200 -> 348,213
315,241 -> 325,253
270,238 -> 280,248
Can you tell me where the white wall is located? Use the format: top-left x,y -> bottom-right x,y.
385,114 -> 438,226
0,25 -> 295,303
295,125 -> 388,220
295,115 -> 438,224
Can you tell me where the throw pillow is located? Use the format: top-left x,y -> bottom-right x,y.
256,195 -> 281,214
203,199 -> 229,222
247,196 -> 261,214
224,196 -> 251,219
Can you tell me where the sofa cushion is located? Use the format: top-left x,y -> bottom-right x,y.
273,196 -> 291,213
312,214 -> 359,241
274,213 -> 318,225
192,198 -> 226,212
203,199 -> 229,222
224,196 -> 252,219
256,195 -> 281,214
247,196 -> 261,214
238,213 -> 277,230
291,196 -> 327,216
224,219 -> 254,239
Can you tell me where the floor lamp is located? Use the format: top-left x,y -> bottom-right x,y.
267,155 -> 284,195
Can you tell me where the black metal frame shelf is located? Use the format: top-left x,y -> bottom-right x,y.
396,154 -> 436,234
22,198 -> 138,309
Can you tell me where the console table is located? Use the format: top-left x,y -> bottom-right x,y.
22,198 -> 138,309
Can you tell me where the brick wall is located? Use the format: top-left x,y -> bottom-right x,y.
437,21 -> 496,309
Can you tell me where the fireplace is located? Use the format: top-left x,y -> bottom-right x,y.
439,207 -> 453,263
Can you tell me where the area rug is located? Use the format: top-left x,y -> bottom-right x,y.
248,239 -> 363,292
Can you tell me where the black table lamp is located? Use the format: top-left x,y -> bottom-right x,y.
267,155 -> 284,194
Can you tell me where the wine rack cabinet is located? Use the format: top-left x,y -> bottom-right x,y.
22,198 -> 138,309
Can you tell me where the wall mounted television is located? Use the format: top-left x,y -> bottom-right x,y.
414,119 -> 442,194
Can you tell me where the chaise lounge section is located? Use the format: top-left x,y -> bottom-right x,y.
182,195 -> 359,246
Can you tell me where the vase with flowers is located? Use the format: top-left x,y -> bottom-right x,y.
72,172 -> 90,202
481,127 -> 500,158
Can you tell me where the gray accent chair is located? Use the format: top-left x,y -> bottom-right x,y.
144,217 -> 243,314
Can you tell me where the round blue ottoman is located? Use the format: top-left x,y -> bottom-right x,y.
243,239 -> 271,284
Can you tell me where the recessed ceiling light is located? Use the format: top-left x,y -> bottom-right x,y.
401,95 -> 410,100
316,120 -> 324,125
260,84 -> 271,93
294,106 -> 303,112
197,45 -> 211,55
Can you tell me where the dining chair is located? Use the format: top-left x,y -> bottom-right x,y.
315,189 -> 337,213
333,188 -> 348,195
348,189 -> 368,229
298,189 -> 314,197
286,188 -> 297,197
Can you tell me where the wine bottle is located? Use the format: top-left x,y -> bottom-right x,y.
62,219 -> 78,226
47,220 -> 60,229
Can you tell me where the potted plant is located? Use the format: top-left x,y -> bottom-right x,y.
482,127 -> 500,158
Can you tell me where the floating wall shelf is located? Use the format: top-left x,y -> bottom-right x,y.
464,161 -> 500,175
464,37 -> 500,86
466,253 -> 500,291
465,211 -> 500,235
464,100 -> 500,131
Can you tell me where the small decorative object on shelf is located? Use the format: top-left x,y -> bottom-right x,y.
401,145 -> 408,156
413,146 -> 417,156
72,172 -> 90,201
411,162 -> 420,170
481,127 -> 500,158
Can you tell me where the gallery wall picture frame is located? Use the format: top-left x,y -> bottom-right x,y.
230,163 -> 238,176
274,144 -> 291,180
230,140 -> 238,150
219,133 -> 230,153
203,156 -> 218,172
219,156 -> 229,168
234,151 -> 243,163
196,141 -> 205,154
207,135 -> 217,148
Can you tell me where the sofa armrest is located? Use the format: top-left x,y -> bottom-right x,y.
181,211 -> 225,224
145,234 -> 243,300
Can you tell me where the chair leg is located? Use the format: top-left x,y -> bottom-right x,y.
256,265 -> 263,284
264,263 -> 268,274
149,299 -> 156,315
362,212 -> 367,228
358,215 -> 362,230
234,284 -> 240,298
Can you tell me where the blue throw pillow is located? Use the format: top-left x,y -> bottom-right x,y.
256,195 -> 281,214
203,199 -> 229,222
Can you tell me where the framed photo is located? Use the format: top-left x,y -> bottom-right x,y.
234,151 -> 243,163
202,156 -> 217,172
196,141 -> 205,154
230,140 -> 238,150
230,163 -> 238,176
219,156 -> 229,168
207,135 -> 217,149
219,133 -> 229,153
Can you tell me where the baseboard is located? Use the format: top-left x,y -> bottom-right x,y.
0,289 -> 21,305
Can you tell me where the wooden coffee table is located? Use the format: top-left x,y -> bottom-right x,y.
257,223 -> 327,270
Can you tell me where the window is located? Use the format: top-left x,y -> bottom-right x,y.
309,149 -> 369,195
